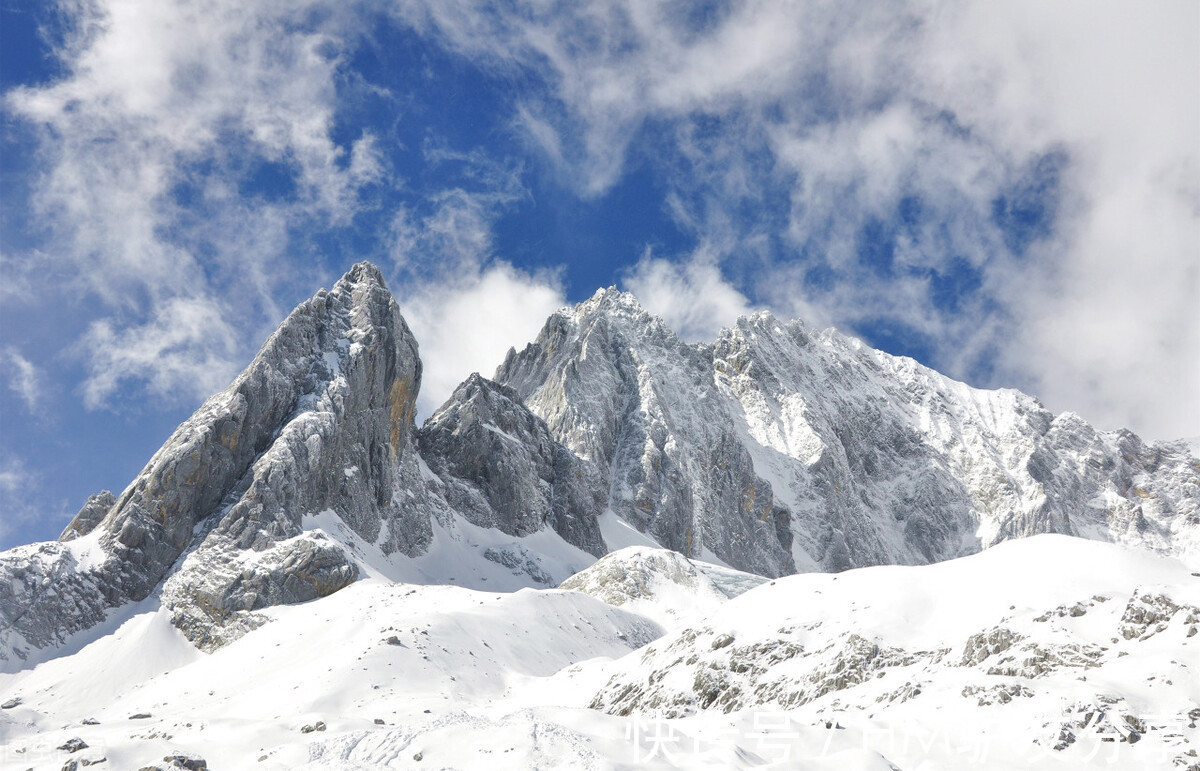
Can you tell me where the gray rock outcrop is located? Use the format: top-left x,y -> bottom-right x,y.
2,263 -> 437,657
59,490 -> 115,542
418,374 -> 606,556
496,289 -> 796,577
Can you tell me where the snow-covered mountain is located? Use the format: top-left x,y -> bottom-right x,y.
2,262 -> 1198,769
497,286 -> 1199,574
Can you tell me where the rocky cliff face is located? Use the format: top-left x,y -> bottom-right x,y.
2,264 -> 1197,667
160,262 -> 437,649
2,263 -> 438,656
418,374 -> 607,557
496,289 -> 796,577
709,311 -> 1200,569
496,289 -> 1199,573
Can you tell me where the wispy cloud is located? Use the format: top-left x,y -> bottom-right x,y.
622,248 -> 755,343
2,347 -> 45,413
0,454 -> 64,546
79,296 -> 242,410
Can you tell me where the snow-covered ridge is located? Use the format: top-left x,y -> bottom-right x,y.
558,546 -> 768,626
2,536 -> 1194,769
588,535 -> 1200,769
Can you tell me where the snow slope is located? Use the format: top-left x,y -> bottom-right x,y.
3,535 -> 1196,770
559,546 -> 767,626
590,535 -> 1200,769
0,578 -> 660,770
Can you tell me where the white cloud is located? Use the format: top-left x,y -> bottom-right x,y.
0,454 -> 53,547
80,296 -> 242,409
399,263 -> 566,418
385,147 -> 563,418
922,2 -> 1200,440
8,0 -> 367,294
390,144 -> 528,278
0,456 -> 27,495
621,250 -> 755,342
3,347 -> 44,412
403,0 -> 1200,439
349,132 -> 386,186
7,0 -> 377,408
0,458 -> 26,545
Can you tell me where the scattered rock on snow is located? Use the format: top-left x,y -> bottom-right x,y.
163,751 -> 207,770
58,737 -> 88,753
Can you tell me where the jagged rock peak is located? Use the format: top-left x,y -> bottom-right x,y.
559,285 -> 679,340
419,372 -> 607,557
157,259 -> 434,648
339,259 -> 388,288
732,308 -> 785,329
427,372 -> 520,418
2,261 -> 436,660
58,490 -> 115,542
578,285 -> 648,314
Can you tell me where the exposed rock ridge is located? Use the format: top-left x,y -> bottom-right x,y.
497,292 -> 1199,573
712,311 -> 1200,568
1,263 -> 437,656
58,491 -> 115,542
497,287 -> 797,578
418,374 -> 607,557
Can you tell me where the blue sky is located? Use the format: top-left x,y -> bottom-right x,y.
1,0 -> 1197,550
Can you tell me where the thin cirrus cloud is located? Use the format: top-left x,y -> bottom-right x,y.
2,347 -> 44,413
78,296 -> 242,410
0,453 -> 56,546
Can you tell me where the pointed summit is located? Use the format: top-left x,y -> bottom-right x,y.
2,262 -> 435,659
339,260 -> 388,289
579,285 -> 647,313
568,285 -> 676,339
